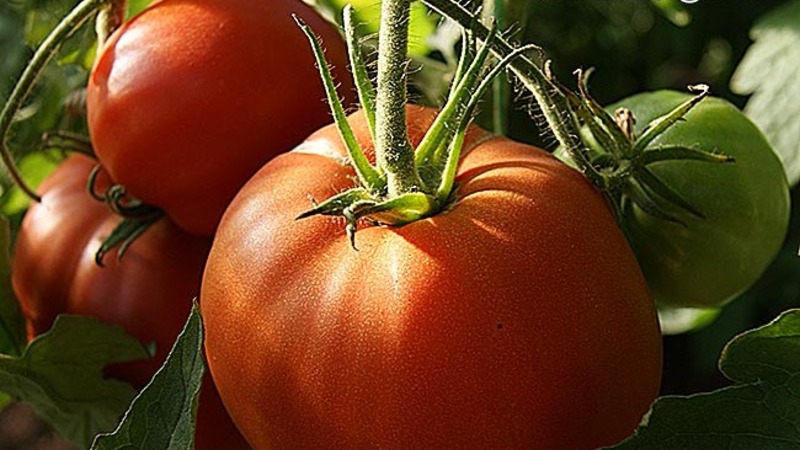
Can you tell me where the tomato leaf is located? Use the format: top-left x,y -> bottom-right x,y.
0,315 -> 149,448
0,215 -> 25,356
730,0 -> 800,186
91,303 -> 205,450
610,309 -> 800,448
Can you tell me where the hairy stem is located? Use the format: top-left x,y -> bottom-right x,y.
374,0 -> 422,196
482,0 -> 508,135
422,0 -> 603,186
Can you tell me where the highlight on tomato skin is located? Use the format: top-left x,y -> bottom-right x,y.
86,0 -> 356,238
10,154 -> 251,450
200,105 -> 663,450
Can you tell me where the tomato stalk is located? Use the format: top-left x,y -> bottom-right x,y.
295,0 -> 532,246
481,0 -> 512,135
423,0 -> 738,226
373,0 -> 422,196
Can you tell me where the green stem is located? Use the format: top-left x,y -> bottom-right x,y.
414,27 -> 496,166
482,0 -> 508,135
374,0 -> 421,196
295,15 -> 384,192
95,0 -> 126,47
436,44 -> 538,203
0,0 -> 109,202
343,5 -> 377,144
422,0 -> 603,186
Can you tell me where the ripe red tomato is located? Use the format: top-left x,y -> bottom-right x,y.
201,106 -> 663,449
86,0 -> 354,236
11,154 -> 250,450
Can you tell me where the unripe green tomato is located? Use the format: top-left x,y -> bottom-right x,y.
596,91 -> 789,308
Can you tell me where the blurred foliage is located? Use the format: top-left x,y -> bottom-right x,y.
731,0 -> 800,186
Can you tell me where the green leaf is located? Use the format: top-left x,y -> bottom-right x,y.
0,215 -> 25,356
91,303 -> 206,450
0,315 -> 149,448
610,309 -> 800,449
731,0 -> 800,186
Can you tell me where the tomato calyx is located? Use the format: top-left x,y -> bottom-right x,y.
422,0 -> 736,226
294,4 -> 535,246
87,164 -> 164,265
559,79 -> 735,225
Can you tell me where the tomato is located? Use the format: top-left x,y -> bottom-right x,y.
86,0 -> 354,237
201,105 -> 663,450
609,91 -> 790,308
11,154 -> 250,450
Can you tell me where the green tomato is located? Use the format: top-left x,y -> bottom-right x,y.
612,90 -> 790,308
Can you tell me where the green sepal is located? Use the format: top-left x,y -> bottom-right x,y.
296,187 -> 374,220
633,84 -> 709,153
639,145 -> 735,166
95,215 -> 162,266
574,68 -> 630,158
346,192 -> 438,250
635,167 -> 705,219
449,28 -> 475,101
294,14 -> 385,194
355,191 -> 439,225
343,5 -> 377,143
415,25 -> 497,166
42,130 -> 93,156
434,43 -> 540,203
625,178 -> 687,227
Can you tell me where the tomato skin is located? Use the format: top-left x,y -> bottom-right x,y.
612,91 -> 791,308
86,0 -> 354,236
201,106 -> 662,450
11,154 -> 250,450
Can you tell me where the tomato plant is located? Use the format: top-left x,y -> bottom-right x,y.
201,105 -> 663,450
86,0 -> 354,236
601,91 -> 790,309
11,154 -> 250,450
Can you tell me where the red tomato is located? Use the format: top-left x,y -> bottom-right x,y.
11,154 -> 250,450
201,106 -> 663,450
86,0 -> 354,236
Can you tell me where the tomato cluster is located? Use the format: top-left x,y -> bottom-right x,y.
12,154 -> 249,449
10,0 -> 353,448
5,0 -> 792,448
